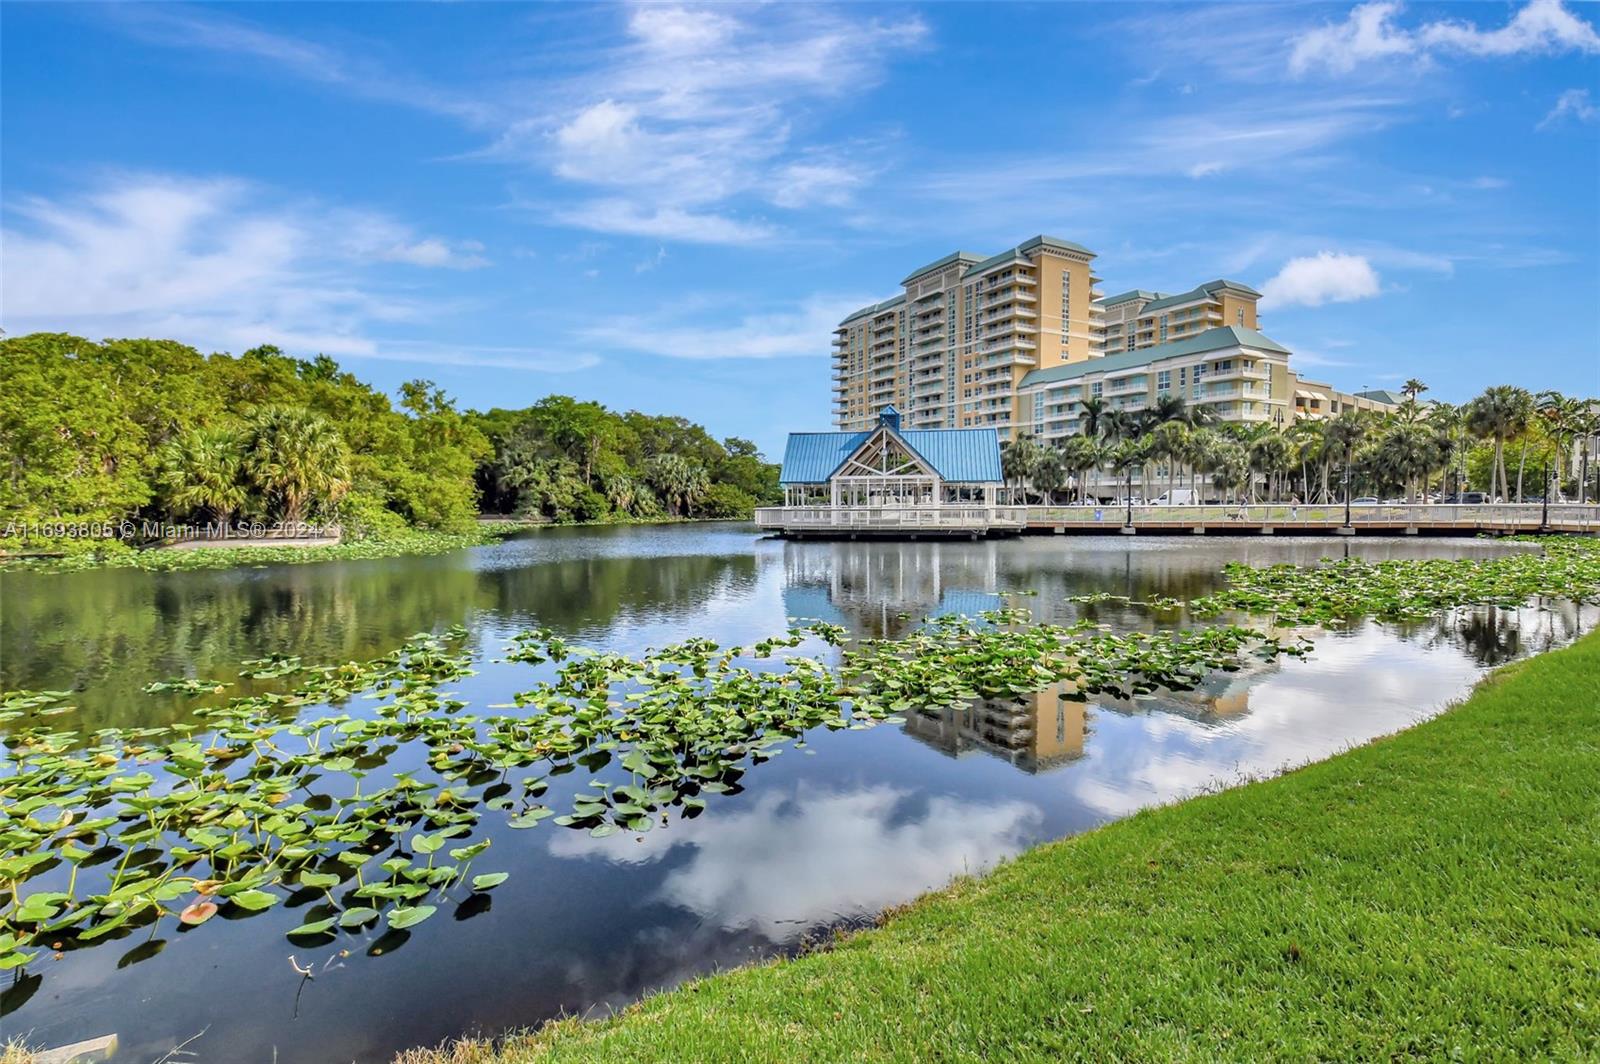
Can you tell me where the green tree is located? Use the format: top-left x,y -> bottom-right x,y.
156,427 -> 249,525
241,407 -> 352,524
1467,386 -> 1532,502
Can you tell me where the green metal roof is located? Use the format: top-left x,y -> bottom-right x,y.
960,235 -> 1096,279
1015,235 -> 1094,257
900,251 -> 985,286
961,250 -> 1029,278
1018,326 -> 1291,389
1141,279 -> 1262,313
1096,289 -> 1163,308
838,293 -> 908,327
1355,389 -> 1405,406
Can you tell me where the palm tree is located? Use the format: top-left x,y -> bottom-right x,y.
1573,401 -> 1600,504
1106,438 -> 1149,504
1100,409 -> 1138,445
1209,441 -> 1251,504
1184,427 -> 1222,501
157,426 -> 248,525
644,453 -> 709,516
1467,386 -> 1532,502
1287,419 -> 1323,501
1248,433 -> 1293,502
1323,411 -> 1369,504
1401,379 -> 1428,400
241,407 -> 350,524
1031,446 -> 1069,504
1058,434 -> 1102,503
1374,422 -> 1439,503
1426,402 -> 1465,498
1536,391 -> 1582,499
1146,420 -> 1189,503
1001,435 -> 1043,503
1077,396 -> 1107,440
1148,394 -> 1188,428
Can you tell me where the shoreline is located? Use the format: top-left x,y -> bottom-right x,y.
0,515 -> 758,574
396,628 -> 1600,1063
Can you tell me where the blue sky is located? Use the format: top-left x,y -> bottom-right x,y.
3,1 -> 1598,457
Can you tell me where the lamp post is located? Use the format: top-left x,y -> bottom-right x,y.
1342,446 -> 1353,529
1541,460 -> 1552,531
1124,464 -> 1134,529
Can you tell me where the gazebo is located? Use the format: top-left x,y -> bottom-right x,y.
757,408 -> 1014,536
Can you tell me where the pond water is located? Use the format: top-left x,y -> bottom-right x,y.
1,525 -> 1593,1062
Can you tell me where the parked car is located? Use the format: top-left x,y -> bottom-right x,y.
1442,492 -> 1491,504
1350,496 -> 1380,506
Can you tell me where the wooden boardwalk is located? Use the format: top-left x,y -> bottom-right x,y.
755,503 -> 1600,538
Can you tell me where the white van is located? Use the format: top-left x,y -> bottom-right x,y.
1151,488 -> 1198,505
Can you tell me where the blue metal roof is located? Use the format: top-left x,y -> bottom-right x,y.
779,431 -> 871,484
898,429 -> 1003,483
779,424 -> 1003,485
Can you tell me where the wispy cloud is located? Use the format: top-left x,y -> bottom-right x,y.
105,4 -> 495,124
1,172 -> 488,358
1538,88 -> 1599,130
102,3 -> 928,247
580,293 -> 875,360
1259,252 -> 1382,309
496,4 -> 927,242
1290,0 -> 1600,76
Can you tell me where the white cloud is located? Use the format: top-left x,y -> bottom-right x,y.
582,293 -> 876,360
1290,2 -> 1416,75
1259,252 -> 1382,308
1291,0 -> 1600,75
1,172 -> 490,359
1419,0 -> 1600,57
491,5 -> 927,240
634,246 -> 668,274
548,785 -> 1041,938
106,4 -> 493,124
551,199 -> 777,245
1538,88 -> 1599,130
97,4 -> 927,246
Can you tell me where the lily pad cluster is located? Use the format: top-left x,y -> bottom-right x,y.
1,605 -> 1306,975
1189,536 -> 1600,626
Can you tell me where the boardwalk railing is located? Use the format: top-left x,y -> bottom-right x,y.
755,506 -> 1029,532
755,503 -> 1600,535
1024,503 -> 1600,532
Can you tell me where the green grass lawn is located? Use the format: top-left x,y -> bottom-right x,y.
403,632 -> 1600,1063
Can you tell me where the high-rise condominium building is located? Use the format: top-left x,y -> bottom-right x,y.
832,235 -> 1391,440
831,236 -> 1103,437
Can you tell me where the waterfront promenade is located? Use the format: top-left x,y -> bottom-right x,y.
756,502 -> 1600,537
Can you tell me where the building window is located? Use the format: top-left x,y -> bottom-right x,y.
1156,369 -> 1171,394
1091,381 -> 1103,397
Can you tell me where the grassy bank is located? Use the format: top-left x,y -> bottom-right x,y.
402,630 -> 1600,1063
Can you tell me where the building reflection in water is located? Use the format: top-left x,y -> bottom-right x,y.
902,681 -> 1087,774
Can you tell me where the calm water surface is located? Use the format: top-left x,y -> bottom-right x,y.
1,525 -> 1591,1062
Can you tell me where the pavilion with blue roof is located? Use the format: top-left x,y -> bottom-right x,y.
766,408 -> 1010,533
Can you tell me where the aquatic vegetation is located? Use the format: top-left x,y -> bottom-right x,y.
0,608 -> 1300,974
1190,536 -> 1600,626
0,529 -> 506,574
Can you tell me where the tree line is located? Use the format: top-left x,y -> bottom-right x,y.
0,333 -> 779,541
999,380 -> 1600,505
